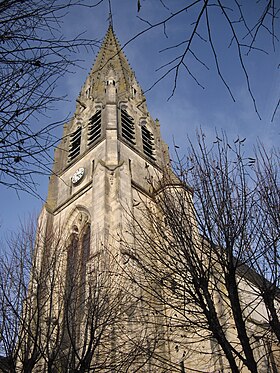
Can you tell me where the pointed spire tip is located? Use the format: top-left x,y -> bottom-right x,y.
108,0 -> 113,30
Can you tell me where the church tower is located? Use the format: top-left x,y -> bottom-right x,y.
44,25 -> 170,250
30,25 -> 173,372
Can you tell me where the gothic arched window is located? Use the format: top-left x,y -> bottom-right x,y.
80,224 -> 91,290
66,226 -> 79,287
64,219 -> 91,346
66,223 -> 91,284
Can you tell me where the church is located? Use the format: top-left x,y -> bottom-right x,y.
18,25 -> 279,372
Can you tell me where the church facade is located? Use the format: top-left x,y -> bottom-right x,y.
19,26 -> 279,372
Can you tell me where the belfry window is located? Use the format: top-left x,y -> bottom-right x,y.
88,110 -> 102,146
68,126 -> 82,162
121,109 -> 135,145
142,126 -> 156,161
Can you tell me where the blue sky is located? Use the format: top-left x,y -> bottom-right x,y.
0,0 -> 279,236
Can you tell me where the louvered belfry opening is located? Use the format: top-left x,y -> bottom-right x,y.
88,110 -> 102,147
142,126 -> 156,161
68,126 -> 82,162
121,109 -> 136,146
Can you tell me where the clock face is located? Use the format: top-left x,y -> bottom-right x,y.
71,167 -> 85,185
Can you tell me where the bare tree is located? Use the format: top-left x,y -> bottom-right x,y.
123,133 -> 280,372
242,145 -> 280,344
0,219 -> 67,372
0,217 -> 163,372
0,0 -> 101,195
129,0 -> 279,120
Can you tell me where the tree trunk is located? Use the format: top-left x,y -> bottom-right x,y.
263,290 -> 280,343
225,270 -> 258,373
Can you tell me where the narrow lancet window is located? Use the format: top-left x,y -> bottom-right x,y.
88,110 -> 102,146
121,109 -> 136,145
66,228 -> 79,298
65,220 -> 90,331
81,224 -> 90,268
142,126 -> 156,161
80,224 -> 90,304
68,127 -> 82,162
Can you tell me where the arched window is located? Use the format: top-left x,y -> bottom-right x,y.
64,219 -> 91,350
80,224 -> 91,291
66,222 -> 91,290
66,226 -> 79,288
107,79 -> 115,86
64,227 -> 80,345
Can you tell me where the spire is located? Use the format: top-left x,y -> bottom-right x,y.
107,0 -> 113,30
81,25 -> 144,103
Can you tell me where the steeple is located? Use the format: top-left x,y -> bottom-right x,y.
46,26 -> 170,212
79,25 -> 146,108
29,24 -> 187,372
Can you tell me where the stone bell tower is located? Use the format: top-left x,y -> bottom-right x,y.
30,25 -> 174,372
18,25 -> 280,373
43,24 -> 171,251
